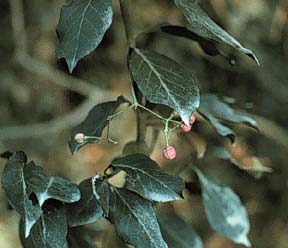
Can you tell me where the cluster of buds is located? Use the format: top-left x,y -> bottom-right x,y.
163,114 -> 196,160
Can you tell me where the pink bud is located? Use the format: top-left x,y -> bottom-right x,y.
74,133 -> 86,143
190,115 -> 196,126
181,123 -> 192,132
163,146 -> 177,160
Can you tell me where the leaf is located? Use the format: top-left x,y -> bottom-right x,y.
109,187 -> 168,248
198,94 -> 258,140
24,162 -> 80,207
1,152 -> 42,238
174,0 -> 259,65
69,97 -> 124,155
110,154 -> 184,202
20,203 -> 68,248
194,168 -> 251,247
93,178 -> 111,217
129,48 -> 200,126
66,177 -> 103,227
158,212 -> 203,248
56,0 -> 113,73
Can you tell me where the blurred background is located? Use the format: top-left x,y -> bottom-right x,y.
0,0 -> 288,247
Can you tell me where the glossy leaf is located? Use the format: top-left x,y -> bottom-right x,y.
198,94 -> 257,140
24,162 -> 80,206
2,152 -> 42,238
158,212 -> 203,248
69,97 -> 124,155
111,154 -> 184,202
66,177 -> 103,227
56,0 -> 113,72
129,48 -> 200,126
109,187 -> 168,248
20,203 -> 67,248
174,0 -> 259,65
195,169 -> 251,247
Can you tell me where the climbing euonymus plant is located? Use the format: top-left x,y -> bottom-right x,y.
2,0 -> 269,247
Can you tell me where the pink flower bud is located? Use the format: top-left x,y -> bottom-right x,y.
74,133 -> 86,143
163,146 -> 177,160
190,115 -> 196,126
181,123 -> 192,132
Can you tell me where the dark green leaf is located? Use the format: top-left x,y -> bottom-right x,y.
69,97 -> 124,155
129,48 -> 200,126
198,94 -> 258,140
109,187 -> 168,248
174,0 -> 259,65
20,203 -> 68,248
110,154 -> 184,202
24,162 -> 80,207
195,168 -> 251,247
93,178 -> 110,217
158,212 -> 203,248
67,227 -> 97,248
66,177 -> 103,227
56,0 -> 113,72
2,152 -> 42,238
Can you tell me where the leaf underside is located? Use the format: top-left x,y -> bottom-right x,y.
111,153 -> 184,202
2,152 -> 42,238
56,0 -> 113,72
20,203 -> 67,248
24,162 -> 80,207
195,168 -> 251,247
198,94 -> 257,140
174,0 -> 259,65
129,48 -> 200,126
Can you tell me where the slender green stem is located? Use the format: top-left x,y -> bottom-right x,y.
107,103 -> 134,120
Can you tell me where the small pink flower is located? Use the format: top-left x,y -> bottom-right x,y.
181,123 -> 192,132
74,133 -> 86,143
163,146 -> 177,160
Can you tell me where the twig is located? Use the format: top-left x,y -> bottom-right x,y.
1,0 -> 119,140
9,0 -> 105,97
0,97 -> 96,140
16,54 -> 105,96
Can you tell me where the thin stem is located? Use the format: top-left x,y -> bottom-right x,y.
106,121 -> 119,144
131,84 -> 139,107
107,103 -> 134,121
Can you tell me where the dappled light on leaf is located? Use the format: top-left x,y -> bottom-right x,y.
195,168 -> 251,247
110,153 -> 184,202
129,48 -> 200,126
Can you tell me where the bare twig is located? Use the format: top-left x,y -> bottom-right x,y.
15,53 -> 101,96
9,0 -> 104,97
0,94 -> 112,140
1,0 -> 118,140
